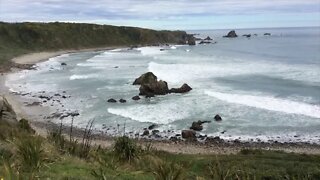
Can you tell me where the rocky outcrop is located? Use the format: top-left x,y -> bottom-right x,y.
132,96 -> 140,101
242,34 -> 251,38
133,72 -> 192,97
169,83 -> 192,93
133,72 -> 157,85
107,98 -> 117,103
187,36 -> 196,45
139,80 -> 169,97
0,96 -> 18,125
119,99 -> 127,103
181,130 -> 196,139
223,30 -> 238,38
214,114 -> 222,121
190,120 -> 211,131
204,36 -> 213,40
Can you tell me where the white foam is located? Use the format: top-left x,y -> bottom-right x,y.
108,102 -> 190,124
205,90 -> 320,118
69,74 -> 99,80
170,46 -> 177,49
137,47 -> 167,56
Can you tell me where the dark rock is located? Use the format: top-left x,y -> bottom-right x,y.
148,124 -> 158,130
61,62 -> 67,66
26,101 -> 41,106
242,34 -> 251,38
199,40 -> 211,44
223,30 -> 238,38
169,83 -> 192,93
62,95 -> 67,99
190,120 -> 211,131
254,34 -> 258,36
119,99 -> 127,103
214,114 -> 222,121
204,36 -> 213,40
187,36 -> 196,45
133,72 -> 157,85
54,93 -> 61,96
152,130 -> 160,135
160,49 -> 165,51
132,96 -> 141,101
107,98 -> 117,103
264,33 -> 271,36
206,136 -> 223,144
181,130 -> 196,139
142,130 -> 150,136
114,66 -> 119,68
139,80 -> 169,96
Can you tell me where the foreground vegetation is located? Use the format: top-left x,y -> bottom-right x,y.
0,119 -> 319,179
0,22 -> 188,71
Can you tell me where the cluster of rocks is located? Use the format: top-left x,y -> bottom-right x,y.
133,72 -> 192,97
223,30 -> 272,38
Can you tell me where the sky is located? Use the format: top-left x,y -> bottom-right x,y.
0,0 -> 319,30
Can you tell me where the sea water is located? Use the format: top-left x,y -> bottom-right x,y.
6,27 -> 320,143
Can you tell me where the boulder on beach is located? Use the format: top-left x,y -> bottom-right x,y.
214,114 -> 222,121
142,130 -> 150,136
223,30 -> 238,38
148,124 -> 158,130
169,83 -> 192,93
107,98 -> 117,103
181,130 -> 196,140
133,72 -> 157,85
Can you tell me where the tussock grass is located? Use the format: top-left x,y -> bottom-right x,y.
113,136 -> 140,163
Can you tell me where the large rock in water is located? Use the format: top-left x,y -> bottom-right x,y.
169,83 -> 192,93
0,96 -> 18,125
133,72 -> 157,85
139,80 -> 169,97
133,72 -> 192,97
223,30 -> 238,38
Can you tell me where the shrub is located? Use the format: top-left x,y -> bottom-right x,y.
151,159 -> 184,180
18,119 -> 35,134
113,136 -> 140,163
16,136 -> 45,173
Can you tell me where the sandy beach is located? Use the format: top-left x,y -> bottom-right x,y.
1,48 -> 320,155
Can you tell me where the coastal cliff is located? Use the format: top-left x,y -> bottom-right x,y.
0,22 -> 189,72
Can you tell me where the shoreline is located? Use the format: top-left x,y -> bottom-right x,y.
1,47 -> 320,155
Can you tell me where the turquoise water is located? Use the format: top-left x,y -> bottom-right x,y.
6,27 -> 320,143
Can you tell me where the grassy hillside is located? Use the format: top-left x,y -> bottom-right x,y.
0,119 -> 319,179
0,22 -> 188,71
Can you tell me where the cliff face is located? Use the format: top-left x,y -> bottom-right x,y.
0,22 -> 189,70
0,96 -> 17,125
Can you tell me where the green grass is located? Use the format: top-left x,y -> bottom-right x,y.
0,119 -> 320,179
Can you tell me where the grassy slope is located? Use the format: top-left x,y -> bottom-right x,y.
0,120 -> 319,179
0,22 -> 188,71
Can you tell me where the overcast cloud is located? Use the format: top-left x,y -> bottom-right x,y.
0,0 -> 319,29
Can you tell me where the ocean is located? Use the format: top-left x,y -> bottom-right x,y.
6,27 -> 320,143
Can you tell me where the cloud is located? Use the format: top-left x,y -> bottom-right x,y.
0,0 -> 319,29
